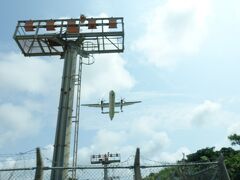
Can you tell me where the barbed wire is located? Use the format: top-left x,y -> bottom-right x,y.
119,155 -> 135,165
0,148 -> 36,157
140,155 -> 172,166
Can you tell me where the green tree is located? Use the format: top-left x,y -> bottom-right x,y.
228,134 -> 240,146
186,147 -> 218,162
225,152 -> 240,179
143,168 -> 177,180
143,135 -> 240,180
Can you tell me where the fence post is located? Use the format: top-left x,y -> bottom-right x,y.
134,148 -> 142,180
218,153 -> 231,180
35,147 -> 43,180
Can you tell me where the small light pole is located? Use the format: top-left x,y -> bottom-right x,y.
91,153 -> 121,180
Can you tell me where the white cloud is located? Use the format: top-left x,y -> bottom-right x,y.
0,52 -> 134,99
76,125 -> 171,164
21,99 -> 238,166
76,100 -> 231,165
189,100 -> 240,130
0,103 -> 41,147
93,129 -> 127,152
0,50 -> 135,156
142,132 -> 170,156
43,124 -> 169,165
0,52 -> 62,95
227,122 -> 240,135
81,54 -> 135,99
190,100 -> 221,126
0,158 -> 17,169
133,0 -> 211,68
0,145 -> 54,168
77,142 -> 189,165
157,147 -> 191,163
117,99 -> 238,132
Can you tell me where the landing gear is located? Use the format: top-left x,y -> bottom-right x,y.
120,98 -> 124,112
101,100 -> 104,113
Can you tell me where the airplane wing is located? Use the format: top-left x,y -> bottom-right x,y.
81,103 -> 109,108
115,101 -> 141,107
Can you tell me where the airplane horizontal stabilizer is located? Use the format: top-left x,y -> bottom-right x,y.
102,111 -> 119,114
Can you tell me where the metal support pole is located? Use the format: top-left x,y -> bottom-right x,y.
34,147 -> 43,180
104,164 -> 108,180
134,148 -> 142,180
51,42 -> 78,180
218,153 -> 231,180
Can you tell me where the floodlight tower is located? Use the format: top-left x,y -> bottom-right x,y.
14,15 -> 124,180
91,153 -> 121,180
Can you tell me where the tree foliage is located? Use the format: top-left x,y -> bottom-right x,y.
143,134 -> 240,180
228,134 -> 240,146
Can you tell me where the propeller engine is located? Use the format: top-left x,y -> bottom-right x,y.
120,98 -> 125,112
100,99 -> 105,113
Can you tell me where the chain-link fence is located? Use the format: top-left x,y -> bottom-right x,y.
0,166 -> 134,180
0,162 -> 230,180
0,147 -> 231,180
141,163 -> 222,180
0,168 -> 35,180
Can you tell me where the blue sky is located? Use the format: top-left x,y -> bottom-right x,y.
1,0 -> 240,165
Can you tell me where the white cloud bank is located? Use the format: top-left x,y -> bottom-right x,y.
76,128 -> 174,164
133,0 -> 211,68
81,54 -> 135,99
0,52 -> 62,95
190,100 -> 221,126
0,103 -> 41,147
0,51 -> 134,147
228,122 -> 240,135
76,99 -> 239,164
0,52 -> 134,98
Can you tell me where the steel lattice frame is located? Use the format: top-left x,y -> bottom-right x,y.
13,17 -> 124,57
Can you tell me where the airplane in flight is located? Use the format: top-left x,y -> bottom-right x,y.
81,90 -> 141,120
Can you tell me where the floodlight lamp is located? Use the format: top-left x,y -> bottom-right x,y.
24,20 -> 35,31
88,18 -> 97,29
109,18 -> 117,28
46,20 -> 55,31
67,20 -> 79,33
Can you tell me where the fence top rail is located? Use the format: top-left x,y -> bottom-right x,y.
0,161 -> 218,172
0,167 -> 36,171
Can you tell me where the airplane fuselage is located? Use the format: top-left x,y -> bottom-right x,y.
81,90 -> 141,120
109,90 -> 115,120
